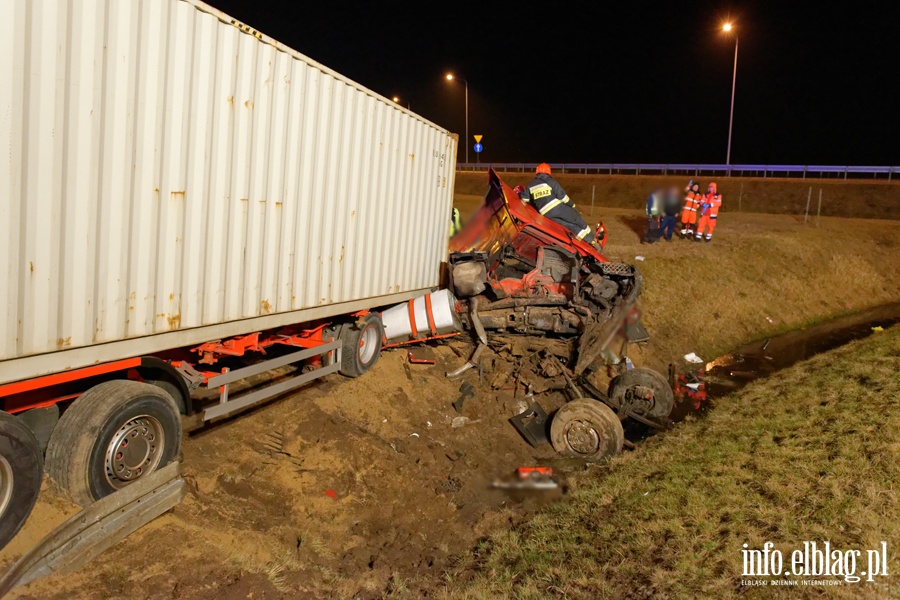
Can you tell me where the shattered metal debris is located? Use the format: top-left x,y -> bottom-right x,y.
453,382 -> 476,413
509,402 -> 550,447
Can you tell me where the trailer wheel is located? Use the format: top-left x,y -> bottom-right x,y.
0,412 -> 43,549
608,367 -> 674,420
338,314 -> 384,378
45,381 -> 182,506
550,399 -> 624,461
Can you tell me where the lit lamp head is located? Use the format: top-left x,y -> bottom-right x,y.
445,74 -> 454,81
723,22 -> 733,32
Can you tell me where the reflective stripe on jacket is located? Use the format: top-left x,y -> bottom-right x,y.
522,173 -> 572,215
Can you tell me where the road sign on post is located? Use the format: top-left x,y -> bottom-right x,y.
473,135 -> 483,164
474,135 -> 483,143
473,143 -> 483,153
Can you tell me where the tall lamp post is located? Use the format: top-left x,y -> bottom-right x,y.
445,74 -> 468,165
723,23 -> 739,166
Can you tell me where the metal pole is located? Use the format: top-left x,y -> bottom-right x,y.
816,189 -> 822,227
804,186 -> 811,224
726,36 -> 739,166
591,185 -> 596,217
739,182 -> 743,212
464,80 -> 469,166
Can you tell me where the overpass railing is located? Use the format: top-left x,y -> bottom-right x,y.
456,163 -> 899,180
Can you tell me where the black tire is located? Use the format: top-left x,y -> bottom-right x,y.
338,313 -> 384,378
0,412 -> 43,550
608,367 -> 674,420
45,380 -> 182,506
144,379 -> 187,415
550,399 -> 624,461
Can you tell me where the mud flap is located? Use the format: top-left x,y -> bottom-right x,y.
574,303 -> 630,375
0,462 -> 184,595
509,402 -> 550,447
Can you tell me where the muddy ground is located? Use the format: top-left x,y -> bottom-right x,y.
6,339 -> 598,599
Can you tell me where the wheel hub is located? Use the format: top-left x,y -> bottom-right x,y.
358,324 -> 378,364
564,420 -> 601,455
626,385 -> 657,416
0,456 -> 13,518
105,415 -> 164,488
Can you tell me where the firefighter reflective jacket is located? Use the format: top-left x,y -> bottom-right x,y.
522,173 -> 594,242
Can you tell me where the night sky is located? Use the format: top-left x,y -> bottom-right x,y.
208,1 -> 900,165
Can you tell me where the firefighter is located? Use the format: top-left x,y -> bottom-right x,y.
449,207 -> 462,237
521,163 -> 597,245
643,188 -> 662,244
680,181 -> 701,238
660,186 -> 682,242
695,182 -> 722,242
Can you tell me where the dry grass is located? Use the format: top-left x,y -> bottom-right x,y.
443,325 -> 900,599
454,172 -> 900,219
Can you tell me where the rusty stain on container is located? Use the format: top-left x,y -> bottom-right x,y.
29,261 -> 34,274
169,293 -> 174,300
172,191 -> 185,200
227,95 -> 233,105
167,312 -> 181,329
260,299 -> 271,313
56,337 -> 71,349
339,246 -> 345,263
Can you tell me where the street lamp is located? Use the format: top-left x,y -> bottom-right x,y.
723,23 -> 739,166
391,95 -> 410,110
445,73 -> 468,164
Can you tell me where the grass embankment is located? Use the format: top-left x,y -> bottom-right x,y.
454,171 -> 900,219
454,188 -> 900,372
446,325 -> 900,599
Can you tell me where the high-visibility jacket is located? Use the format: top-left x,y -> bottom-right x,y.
682,188 -> 700,213
522,173 -> 594,242
699,193 -> 722,219
522,173 -> 573,215
449,207 -> 462,237
646,191 -> 662,216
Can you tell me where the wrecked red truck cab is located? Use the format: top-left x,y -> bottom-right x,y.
448,169 -> 647,375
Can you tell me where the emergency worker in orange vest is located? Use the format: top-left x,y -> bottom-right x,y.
695,182 -> 722,242
680,181 -> 701,238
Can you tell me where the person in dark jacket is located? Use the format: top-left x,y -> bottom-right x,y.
521,163 -> 597,245
660,186 -> 682,241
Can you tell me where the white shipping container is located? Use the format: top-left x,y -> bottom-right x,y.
0,0 -> 457,384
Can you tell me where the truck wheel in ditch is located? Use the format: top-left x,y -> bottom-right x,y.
608,367 -> 674,420
0,412 -> 43,549
45,380 -> 182,506
550,399 -> 624,461
339,313 -> 384,378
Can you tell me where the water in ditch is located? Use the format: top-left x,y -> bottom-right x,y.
701,302 -> 900,399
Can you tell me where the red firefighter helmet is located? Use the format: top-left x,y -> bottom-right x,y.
535,163 -> 552,175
